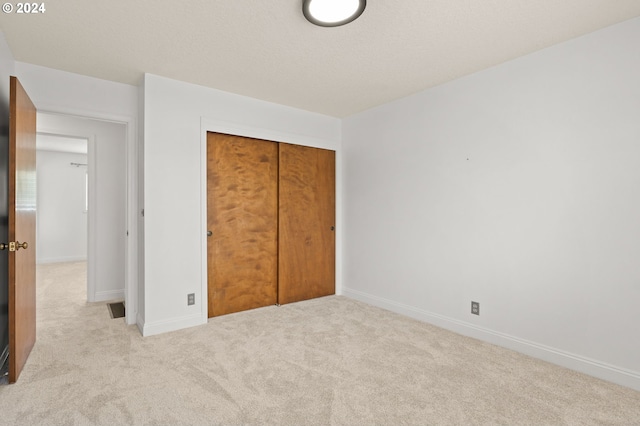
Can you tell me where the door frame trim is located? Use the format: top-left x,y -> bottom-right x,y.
35,103 -> 138,326
200,118 -> 341,321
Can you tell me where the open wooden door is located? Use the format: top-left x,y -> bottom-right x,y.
8,76 -> 37,383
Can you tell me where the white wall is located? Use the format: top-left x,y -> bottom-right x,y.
342,17 -> 640,391
36,150 -> 88,263
15,62 -> 139,323
141,74 -> 341,336
0,32 -> 14,112
38,113 -> 127,303
15,62 -> 138,119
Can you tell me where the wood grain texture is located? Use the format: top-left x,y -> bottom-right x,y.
8,76 -> 37,383
278,143 -> 335,305
207,133 -> 278,317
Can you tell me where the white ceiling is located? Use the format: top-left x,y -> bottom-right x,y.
1,1 -> 640,117
37,134 -> 88,154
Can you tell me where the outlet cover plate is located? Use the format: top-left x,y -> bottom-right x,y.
188,293 -> 195,306
471,301 -> 479,315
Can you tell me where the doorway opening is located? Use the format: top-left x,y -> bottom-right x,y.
36,112 -> 127,315
35,133 -> 89,306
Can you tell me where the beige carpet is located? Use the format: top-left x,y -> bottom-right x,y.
0,262 -> 639,425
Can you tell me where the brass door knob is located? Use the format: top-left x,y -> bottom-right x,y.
16,241 -> 28,250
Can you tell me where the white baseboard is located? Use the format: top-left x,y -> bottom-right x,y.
93,289 -> 125,302
36,256 -> 87,264
141,313 -> 205,337
343,287 -> 640,392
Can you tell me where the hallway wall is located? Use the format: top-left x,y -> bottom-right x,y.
36,150 -> 88,264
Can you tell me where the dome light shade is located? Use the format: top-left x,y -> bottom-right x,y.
303,0 -> 366,27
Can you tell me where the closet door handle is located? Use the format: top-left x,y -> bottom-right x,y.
207,231 -> 213,237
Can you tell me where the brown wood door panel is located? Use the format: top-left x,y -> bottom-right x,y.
207,133 -> 278,317
8,76 -> 37,383
278,143 -> 335,305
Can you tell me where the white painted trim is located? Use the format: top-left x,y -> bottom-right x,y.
94,289 -> 124,302
335,147 -> 342,296
35,105 -> 138,327
199,120 -> 208,323
36,256 -> 87,264
142,313 -> 204,337
136,312 -> 144,336
201,118 -> 338,151
87,135 -> 98,302
343,287 -> 640,392
199,117 -> 342,322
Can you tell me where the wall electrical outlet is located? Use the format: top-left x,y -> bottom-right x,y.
188,293 -> 195,306
471,301 -> 480,315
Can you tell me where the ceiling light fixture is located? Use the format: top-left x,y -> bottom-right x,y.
303,0 -> 366,27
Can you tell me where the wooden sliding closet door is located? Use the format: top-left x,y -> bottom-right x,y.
207,133 -> 278,317
278,143 -> 335,305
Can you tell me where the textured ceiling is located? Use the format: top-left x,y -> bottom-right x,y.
1,1 -> 640,117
